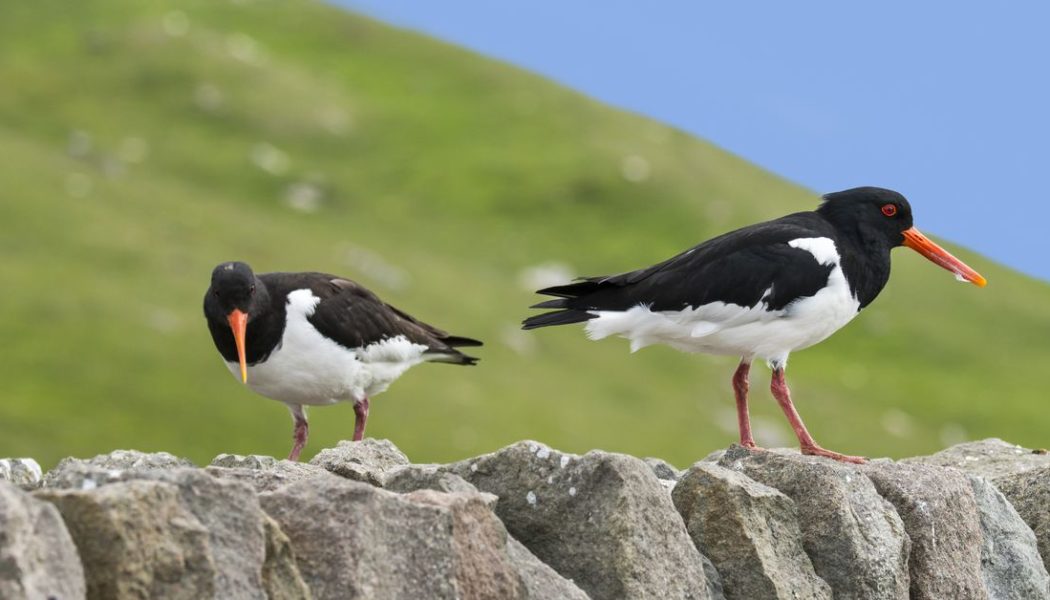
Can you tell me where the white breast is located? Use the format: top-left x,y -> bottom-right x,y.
225,289 -> 429,406
584,237 -> 860,366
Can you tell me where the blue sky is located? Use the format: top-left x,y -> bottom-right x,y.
338,1 -> 1048,281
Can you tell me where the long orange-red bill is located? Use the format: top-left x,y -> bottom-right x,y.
227,309 -> 248,383
902,227 -> 987,287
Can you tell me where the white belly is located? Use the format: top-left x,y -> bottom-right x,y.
225,289 -> 429,406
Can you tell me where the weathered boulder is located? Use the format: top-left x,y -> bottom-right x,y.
645,457 -> 682,481
382,463 -> 492,501
0,481 -> 86,600
506,537 -> 589,600
994,465 -> 1050,578
0,458 -> 43,490
673,462 -> 830,600
41,449 -> 194,489
308,439 -> 410,485
859,461 -> 985,599
718,447 -> 909,599
207,454 -> 337,493
259,475 -> 526,600
37,479 -> 215,598
905,438 -> 1050,479
262,514 -> 313,600
448,440 -> 712,600
967,475 -> 1050,599
37,468 -> 308,599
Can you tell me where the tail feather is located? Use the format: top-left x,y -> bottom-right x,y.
521,309 -> 595,330
425,349 -> 479,366
442,335 -> 483,348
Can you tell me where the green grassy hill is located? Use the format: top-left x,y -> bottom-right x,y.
2,0 -> 1048,468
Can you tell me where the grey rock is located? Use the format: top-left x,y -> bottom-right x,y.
262,513 -> 313,600
36,468 -> 293,599
506,537 -> 589,600
0,481 -> 86,600
968,475 -> 1050,599
859,461 -> 984,599
206,459 -> 336,493
994,464 -> 1050,579
308,438 -> 410,485
37,479 -> 215,599
645,457 -> 682,481
211,453 -> 280,469
718,447 -> 909,600
905,438 -> 1050,480
42,449 -> 194,489
0,458 -> 43,490
259,475 -> 525,600
701,553 -> 727,600
383,464 -> 493,501
449,440 -> 712,600
673,462 -> 830,600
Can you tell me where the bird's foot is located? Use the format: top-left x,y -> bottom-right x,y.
801,445 -> 867,464
739,440 -> 766,452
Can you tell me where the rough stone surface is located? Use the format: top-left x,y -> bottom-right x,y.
42,449 -> 195,489
506,537 -> 589,600
906,438 -> 1050,480
211,453 -> 280,469
38,479 -> 215,599
719,447 -> 910,600
645,457 -> 682,481
37,468 -> 302,599
262,513 -> 313,600
995,464 -> 1050,578
206,459 -> 336,493
0,458 -> 43,490
0,481 -> 86,600
968,475 -> 1050,600
673,462 -> 830,600
449,440 -> 712,600
383,463 -> 492,501
859,461 -> 985,600
308,438 -> 410,485
259,475 -> 525,600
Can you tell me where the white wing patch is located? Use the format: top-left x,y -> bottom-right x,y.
788,237 -> 839,265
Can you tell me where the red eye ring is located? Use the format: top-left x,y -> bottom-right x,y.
881,204 -> 898,217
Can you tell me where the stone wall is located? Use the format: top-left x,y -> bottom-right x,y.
2,439 -> 1049,599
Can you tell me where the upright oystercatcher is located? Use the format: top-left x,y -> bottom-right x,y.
204,262 -> 481,461
523,187 -> 985,463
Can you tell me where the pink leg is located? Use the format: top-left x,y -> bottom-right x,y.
352,396 -> 369,442
288,404 -> 308,462
770,367 -> 866,464
732,359 -> 760,449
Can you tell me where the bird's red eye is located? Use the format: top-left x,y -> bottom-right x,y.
881,204 -> 898,217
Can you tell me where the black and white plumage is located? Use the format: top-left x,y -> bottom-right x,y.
204,262 -> 481,461
524,187 -> 985,463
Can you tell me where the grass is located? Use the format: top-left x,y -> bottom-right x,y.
1,0 -> 1048,468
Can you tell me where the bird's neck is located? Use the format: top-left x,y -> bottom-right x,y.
836,226 -> 893,309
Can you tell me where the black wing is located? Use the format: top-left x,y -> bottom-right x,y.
523,212 -> 837,329
265,273 -> 481,364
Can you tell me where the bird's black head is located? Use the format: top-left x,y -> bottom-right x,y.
204,261 -> 268,383
816,186 -> 913,248
207,261 -> 260,314
817,186 -> 986,288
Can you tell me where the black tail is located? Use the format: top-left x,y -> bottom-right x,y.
522,309 -> 594,330
425,348 -> 480,366
443,335 -> 483,347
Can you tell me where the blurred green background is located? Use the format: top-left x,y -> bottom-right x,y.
2,0 -> 1048,469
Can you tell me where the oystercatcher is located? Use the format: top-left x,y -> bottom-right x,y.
523,187 -> 985,463
204,262 -> 481,461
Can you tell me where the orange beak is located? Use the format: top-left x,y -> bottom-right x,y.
902,227 -> 987,287
227,309 -> 248,383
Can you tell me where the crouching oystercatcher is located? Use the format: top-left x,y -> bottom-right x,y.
523,187 -> 985,463
204,262 -> 481,461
